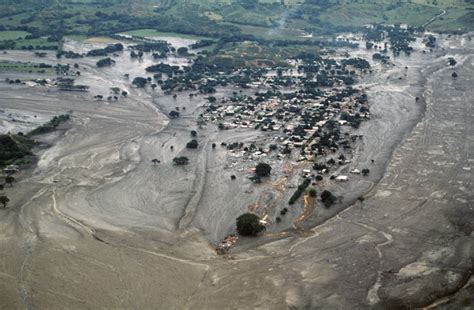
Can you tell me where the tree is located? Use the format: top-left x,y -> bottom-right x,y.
362,168 -> 370,176
190,130 -> 197,137
255,163 -> 271,177
0,195 -> 9,208
169,111 -> 180,119
321,190 -> 336,208
207,96 -> 216,103
5,176 -> 14,187
96,57 -> 115,68
452,72 -> 458,78
236,213 -> 265,236
0,184 -> 3,191
132,77 -> 148,88
173,157 -> 189,165
186,139 -> 199,149
151,159 -> 160,166
448,57 -> 457,66
177,47 -> 188,56
309,188 -> 317,197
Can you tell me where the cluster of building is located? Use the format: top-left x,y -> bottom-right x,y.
201,85 -> 370,169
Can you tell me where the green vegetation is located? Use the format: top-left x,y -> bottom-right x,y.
5,176 -> 14,187
255,163 -> 272,177
321,190 -> 336,208
119,29 -> 209,40
186,140 -> 199,149
0,134 -> 34,167
132,77 -> 148,88
96,57 -> 115,67
0,195 -> 9,208
236,213 -> 265,236
0,1 -> 471,50
0,61 -> 53,74
173,156 -> 189,165
0,31 -> 29,40
289,178 -> 311,205
27,114 -> 70,136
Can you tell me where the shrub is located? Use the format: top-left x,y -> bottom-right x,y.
309,188 -> 317,197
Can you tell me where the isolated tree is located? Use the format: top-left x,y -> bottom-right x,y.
0,184 -> 3,191
173,156 -> 189,165
151,159 -> 160,166
96,57 -> 115,68
177,47 -> 188,56
186,139 -> 199,149
321,190 -> 336,208
452,72 -> 458,78
190,130 -> 197,137
5,176 -> 14,187
309,188 -> 317,197
0,195 -> 9,208
132,77 -> 148,88
255,163 -> 272,177
362,168 -> 370,176
169,111 -> 180,119
448,57 -> 457,66
236,213 -> 265,236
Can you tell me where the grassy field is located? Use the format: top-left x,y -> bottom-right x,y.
119,29 -> 210,40
0,31 -> 30,40
318,2 -> 441,27
15,38 -> 57,49
0,61 -> 54,74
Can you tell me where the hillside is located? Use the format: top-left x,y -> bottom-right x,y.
0,0 -> 472,50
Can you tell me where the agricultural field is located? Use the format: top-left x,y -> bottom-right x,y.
0,0 -> 471,51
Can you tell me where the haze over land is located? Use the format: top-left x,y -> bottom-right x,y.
0,0 -> 473,309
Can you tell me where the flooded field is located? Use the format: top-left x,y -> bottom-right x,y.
0,33 -> 472,308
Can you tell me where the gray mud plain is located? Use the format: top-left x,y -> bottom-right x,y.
0,34 -> 472,309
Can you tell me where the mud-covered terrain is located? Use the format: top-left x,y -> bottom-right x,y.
0,33 -> 472,309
